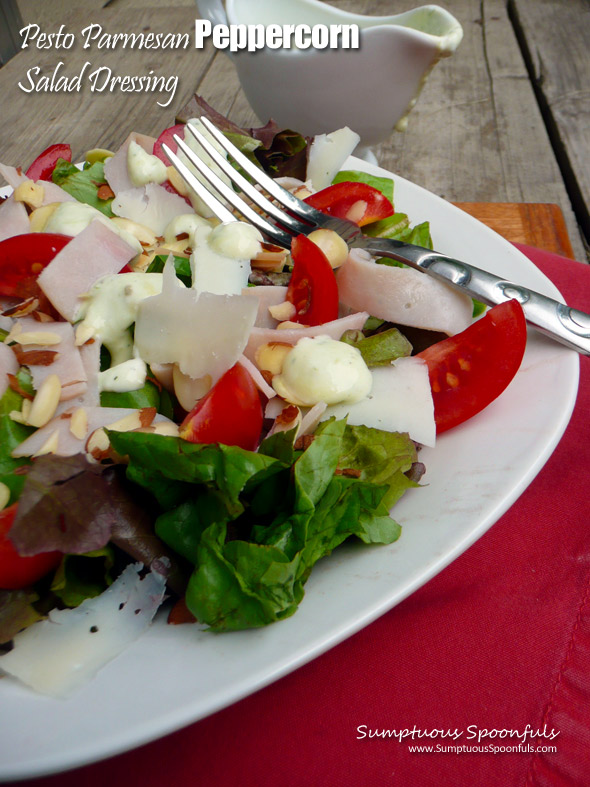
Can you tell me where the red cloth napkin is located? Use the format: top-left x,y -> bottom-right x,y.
8,245 -> 590,787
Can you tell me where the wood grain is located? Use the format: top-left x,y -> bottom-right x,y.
509,0 -> 590,248
0,6 -> 214,162
454,202 -> 575,258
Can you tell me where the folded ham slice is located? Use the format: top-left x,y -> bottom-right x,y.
0,342 -> 19,398
37,220 -> 137,321
12,317 -> 87,402
12,406 -> 173,458
103,132 -> 156,196
243,312 -> 369,363
0,197 -> 29,241
336,248 -> 473,336
241,285 -> 288,328
0,163 -> 27,190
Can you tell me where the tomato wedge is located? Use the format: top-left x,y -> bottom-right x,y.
0,505 -> 61,590
0,233 -> 71,297
416,300 -> 527,434
305,181 -> 394,227
153,123 -> 185,164
179,364 -> 263,451
286,234 -> 339,326
25,143 -> 72,182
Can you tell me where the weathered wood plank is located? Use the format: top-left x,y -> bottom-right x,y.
0,6 -> 214,165
377,0 -> 585,261
183,0 -> 586,261
455,202 -> 575,258
508,0 -> 590,252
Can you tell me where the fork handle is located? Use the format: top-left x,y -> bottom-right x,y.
359,238 -> 590,355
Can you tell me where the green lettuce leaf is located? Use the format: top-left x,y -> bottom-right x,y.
51,159 -> 113,216
340,326 -> 413,366
0,386 -> 33,505
146,254 -> 192,286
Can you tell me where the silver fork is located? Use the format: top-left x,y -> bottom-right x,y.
163,118 -> 590,356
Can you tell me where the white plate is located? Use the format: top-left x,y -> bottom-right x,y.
0,157 -> 579,781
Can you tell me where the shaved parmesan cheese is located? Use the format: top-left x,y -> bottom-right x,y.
0,562 -> 167,698
320,356 -> 436,447
307,127 -> 360,190
112,183 -> 189,236
134,257 -> 258,382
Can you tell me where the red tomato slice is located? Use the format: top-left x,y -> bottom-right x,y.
25,143 -> 72,182
304,181 -> 394,227
179,364 -> 263,451
0,233 -> 71,297
0,504 -> 62,590
286,234 -> 339,326
417,300 -> 527,434
153,123 -> 186,164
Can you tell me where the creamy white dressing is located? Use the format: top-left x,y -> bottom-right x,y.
44,202 -> 143,254
190,221 -> 262,296
76,273 -> 163,369
98,357 -> 148,393
163,212 -> 211,245
272,335 -> 372,406
127,140 -> 167,187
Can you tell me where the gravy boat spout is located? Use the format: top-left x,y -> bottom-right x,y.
196,0 -> 464,152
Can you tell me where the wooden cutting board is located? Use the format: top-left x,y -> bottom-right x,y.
453,202 -> 575,259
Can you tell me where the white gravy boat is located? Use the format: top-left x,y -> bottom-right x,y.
196,0 -> 463,157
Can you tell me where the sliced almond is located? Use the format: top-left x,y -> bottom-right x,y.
69,407 -> 88,440
13,331 -> 62,346
86,427 -> 111,462
32,429 -> 60,457
0,482 -> 10,511
27,374 -> 61,428
172,365 -> 211,412
110,217 -> 157,247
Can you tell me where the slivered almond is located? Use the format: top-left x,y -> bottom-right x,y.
86,427 -> 111,461
32,429 -> 60,457
134,421 -> 180,437
13,331 -> 62,346
12,348 -> 59,366
2,297 -> 40,318
27,374 -> 61,428
21,399 -> 32,421
9,410 -> 28,424
0,482 -> 10,511
69,408 -> 88,440
104,407 -> 156,433
75,322 -> 95,346
277,320 -> 305,330
268,301 -> 297,322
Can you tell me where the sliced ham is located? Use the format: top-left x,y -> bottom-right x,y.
40,181 -> 76,205
55,338 -> 100,415
0,342 -> 19,398
112,183 -> 190,236
241,285 -> 288,328
238,354 -> 276,400
336,248 -> 473,336
13,317 -> 87,402
37,220 -> 137,321
0,197 -> 30,241
103,132 -> 156,196
0,163 -> 27,190
12,406 -> 173,458
243,311 -> 369,363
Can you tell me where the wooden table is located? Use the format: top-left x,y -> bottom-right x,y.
1,0 -> 588,262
